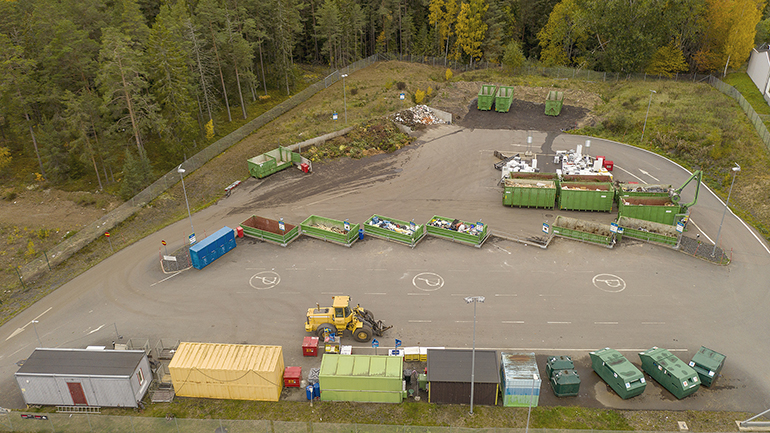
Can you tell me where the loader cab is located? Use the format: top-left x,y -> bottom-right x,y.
332,296 -> 353,329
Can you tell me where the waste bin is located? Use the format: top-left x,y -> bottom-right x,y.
236,226 -> 244,238
689,346 -> 726,387
306,385 -> 313,400
477,85 -> 497,111
359,228 -> 364,240
312,382 -> 320,399
301,163 -> 309,173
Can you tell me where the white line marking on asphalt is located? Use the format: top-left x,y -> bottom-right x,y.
448,269 -> 469,272
367,269 -> 387,271
495,294 -> 517,297
502,321 -> 524,324
5,329 -> 23,341
455,321 -> 473,323
284,268 -> 305,271
408,293 -> 430,296
494,244 -> 512,254
642,322 -> 666,325
32,307 -> 52,322
539,294 -> 560,297
87,324 -> 105,335
10,346 -> 28,357
365,292 -> 387,295
6,307 -> 54,341
687,219 -> 714,244
595,322 -> 618,325
548,321 -> 571,324
325,268 -> 346,271
639,168 -> 660,182
451,293 -> 472,297
614,165 -> 645,182
409,320 -> 431,323
150,271 -> 184,286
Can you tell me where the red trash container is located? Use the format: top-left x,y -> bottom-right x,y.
301,163 -> 309,173
284,366 -> 301,387
303,336 -> 319,356
236,226 -> 244,238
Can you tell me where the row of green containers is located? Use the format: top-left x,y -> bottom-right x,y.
477,85 -> 516,113
590,346 -> 725,400
240,214 -> 488,248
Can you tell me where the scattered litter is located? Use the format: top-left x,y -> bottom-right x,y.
391,105 -> 444,127
368,216 -> 417,235
428,218 -> 484,236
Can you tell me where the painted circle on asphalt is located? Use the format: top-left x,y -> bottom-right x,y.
592,274 -> 626,293
412,272 -> 444,291
249,271 -> 281,290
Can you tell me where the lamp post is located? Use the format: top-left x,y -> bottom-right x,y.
525,373 -> 537,433
341,74 -> 348,124
712,163 -> 741,257
641,89 -> 657,142
31,320 -> 41,347
178,164 -> 195,243
464,296 -> 485,415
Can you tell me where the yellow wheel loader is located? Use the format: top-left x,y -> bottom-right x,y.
305,296 -> 392,343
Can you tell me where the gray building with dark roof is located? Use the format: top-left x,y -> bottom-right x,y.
15,348 -> 151,408
427,348 -> 500,406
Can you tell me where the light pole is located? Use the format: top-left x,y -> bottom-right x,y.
178,164 -> 195,243
464,296 -> 485,415
31,320 -> 41,347
525,373 -> 537,433
712,163 -> 741,257
341,74 -> 348,124
641,89 -> 657,142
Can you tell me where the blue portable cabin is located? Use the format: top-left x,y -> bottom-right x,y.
189,226 -> 237,270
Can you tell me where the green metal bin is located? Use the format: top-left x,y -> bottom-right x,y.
590,348 -> 646,399
552,215 -> 616,248
477,85 -> 497,111
617,216 -> 680,247
616,183 -> 672,202
240,215 -> 300,246
426,216 -> 489,247
503,178 -> 557,209
550,369 -> 580,397
364,214 -> 426,248
618,196 -> 683,225
558,181 -> 615,212
688,346 -> 726,387
300,215 -> 359,247
639,347 -> 700,399
495,86 -> 515,113
545,90 -> 564,116
247,146 -> 295,178
546,355 -> 575,379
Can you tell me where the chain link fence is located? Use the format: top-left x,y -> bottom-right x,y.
709,76 -> 770,154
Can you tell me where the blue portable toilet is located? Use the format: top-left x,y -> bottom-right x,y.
189,226 -> 237,270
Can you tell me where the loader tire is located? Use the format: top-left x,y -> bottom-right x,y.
353,325 -> 373,342
316,324 -> 335,339
362,309 -> 375,322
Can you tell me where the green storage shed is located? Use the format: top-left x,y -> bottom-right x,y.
688,346 -> 726,387
590,348 -> 646,399
639,347 -> 700,399
319,354 -> 405,403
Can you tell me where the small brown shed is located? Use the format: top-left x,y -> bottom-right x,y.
427,349 -> 499,406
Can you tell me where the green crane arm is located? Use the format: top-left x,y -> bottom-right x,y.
670,170 -> 702,211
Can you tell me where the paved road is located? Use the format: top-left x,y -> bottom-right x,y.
1,126 -> 768,413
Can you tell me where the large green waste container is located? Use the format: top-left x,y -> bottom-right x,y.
240,215 -> 299,246
247,146 -> 295,178
300,215 -> 359,247
558,182 -> 615,212
550,369 -> 580,397
590,348 -> 646,399
639,347 -> 700,399
617,216 -> 680,247
546,355 -> 574,379
616,183 -> 672,202
503,178 -> 557,208
552,216 -> 616,248
477,85 -> 497,111
495,86 -> 515,113
545,90 -> 564,116
364,214 -> 426,248
688,346 -> 726,387
618,196 -> 683,225
425,216 -> 489,247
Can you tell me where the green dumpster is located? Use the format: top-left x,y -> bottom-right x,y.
247,146 -> 295,178
240,215 -> 300,246
550,369 -> 580,397
552,216 -> 616,248
300,215 -> 360,247
558,181 -> 615,212
545,355 -> 574,379
545,90 -> 564,116
618,196 -> 683,225
364,214 -> 426,248
503,178 -> 557,208
617,216 -> 680,247
495,86 -> 515,113
590,348 -> 646,399
688,346 -> 726,387
426,216 -> 489,247
616,183 -> 672,202
639,347 -> 700,399
477,85 -> 497,111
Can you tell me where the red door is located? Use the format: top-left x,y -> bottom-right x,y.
66,382 -> 87,405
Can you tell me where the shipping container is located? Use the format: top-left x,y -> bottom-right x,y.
319,354 -> 405,403
426,216 -> 489,247
169,343 -> 284,401
189,226 -> 237,270
427,349 -> 499,406
477,85 -> 497,111
558,181 -> 615,212
617,216 -> 680,247
240,215 -> 300,246
639,347 -> 700,399
545,91 -> 564,116
619,197 -> 683,225
590,348 -> 646,399
495,86 -> 515,113
300,215 -> 359,247
15,348 -> 151,408
500,352 -> 541,407
364,214 -> 426,248
503,178 -> 557,208
247,146 -> 294,178
552,216 -> 617,248
689,346 -> 726,387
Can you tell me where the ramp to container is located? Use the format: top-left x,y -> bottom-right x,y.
552,215 -> 616,248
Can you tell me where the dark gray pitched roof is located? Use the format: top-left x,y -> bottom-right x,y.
16,349 -> 145,377
427,349 -> 500,383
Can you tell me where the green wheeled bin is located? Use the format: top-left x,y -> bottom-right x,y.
546,355 -> 580,397
688,346 -> 726,387
639,347 -> 700,399
495,86 -> 515,113
590,348 -> 646,399
477,85 -> 497,111
545,90 -> 564,116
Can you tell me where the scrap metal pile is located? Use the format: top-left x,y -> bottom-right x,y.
391,105 -> 443,127
310,223 -> 349,234
427,218 -> 484,236
367,216 -> 417,235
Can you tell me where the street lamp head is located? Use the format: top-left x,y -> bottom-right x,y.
732,163 -> 741,172
177,165 -> 185,174
341,74 -> 348,78
464,296 -> 485,304
31,320 -> 39,324
650,90 -> 657,93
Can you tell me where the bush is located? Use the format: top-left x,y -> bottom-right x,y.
415,89 -> 426,104
445,68 -> 453,81
396,81 -> 406,90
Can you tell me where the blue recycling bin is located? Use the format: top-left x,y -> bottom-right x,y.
313,382 -> 320,399
306,385 -> 313,400
358,228 -> 364,240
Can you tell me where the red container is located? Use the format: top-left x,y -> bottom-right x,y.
236,226 -> 244,238
284,366 -> 301,387
301,163 -> 309,173
303,336 -> 319,357
603,160 -> 614,171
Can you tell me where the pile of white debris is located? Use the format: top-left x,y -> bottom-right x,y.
391,105 -> 443,127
